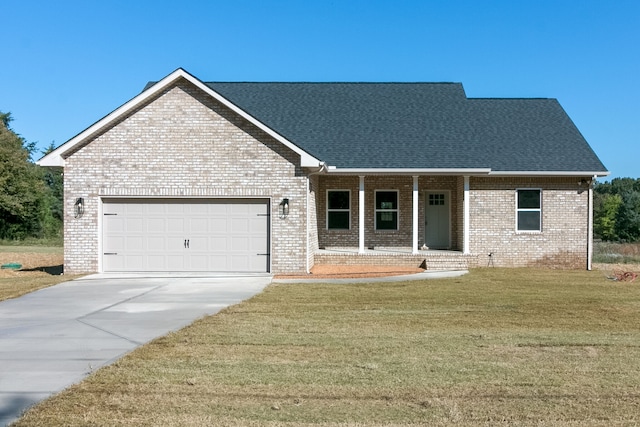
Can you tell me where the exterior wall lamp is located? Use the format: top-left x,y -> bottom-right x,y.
279,198 -> 289,219
74,197 -> 84,218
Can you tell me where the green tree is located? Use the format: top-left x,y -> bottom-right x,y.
40,141 -> 63,238
594,193 -> 622,241
594,178 -> 640,242
0,112 -> 47,239
616,190 -> 640,242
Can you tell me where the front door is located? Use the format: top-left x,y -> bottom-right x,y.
425,191 -> 450,249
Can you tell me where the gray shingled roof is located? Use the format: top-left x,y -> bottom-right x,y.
203,82 -> 607,173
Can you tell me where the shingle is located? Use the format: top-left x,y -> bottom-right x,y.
204,82 -> 607,173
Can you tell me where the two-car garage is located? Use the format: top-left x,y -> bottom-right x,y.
101,199 -> 270,273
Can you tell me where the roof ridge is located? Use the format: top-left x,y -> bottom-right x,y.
205,81 -> 463,85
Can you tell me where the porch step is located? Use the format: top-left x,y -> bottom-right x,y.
314,251 -> 477,271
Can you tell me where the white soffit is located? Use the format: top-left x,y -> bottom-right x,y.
37,68 -> 321,168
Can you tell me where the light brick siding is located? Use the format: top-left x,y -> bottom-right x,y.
314,175 -> 589,269
307,175 -> 320,271
63,79 -> 309,274
469,177 -> 589,268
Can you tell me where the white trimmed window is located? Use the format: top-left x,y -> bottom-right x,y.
327,190 -> 350,230
516,189 -> 542,232
375,190 -> 399,230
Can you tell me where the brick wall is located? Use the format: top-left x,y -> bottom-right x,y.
316,175 -> 460,250
63,79 -> 309,274
314,175 -> 590,268
469,177 -> 589,268
307,175 -> 319,271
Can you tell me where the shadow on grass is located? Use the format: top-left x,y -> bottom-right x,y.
19,265 -> 63,275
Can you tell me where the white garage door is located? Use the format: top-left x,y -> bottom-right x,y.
102,199 -> 269,273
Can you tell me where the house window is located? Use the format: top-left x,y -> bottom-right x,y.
375,190 -> 399,230
516,189 -> 542,232
429,193 -> 445,206
327,190 -> 350,229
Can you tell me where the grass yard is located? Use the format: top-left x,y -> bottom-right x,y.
13,267 -> 640,426
0,245 -> 80,301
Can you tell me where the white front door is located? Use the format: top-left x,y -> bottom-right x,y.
424,191 -> 450,249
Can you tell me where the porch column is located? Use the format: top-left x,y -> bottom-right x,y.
412,176 -> 419,254
359,175 -> 365,254
463,176 -> 470,254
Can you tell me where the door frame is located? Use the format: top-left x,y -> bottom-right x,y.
423,190 -> 451,249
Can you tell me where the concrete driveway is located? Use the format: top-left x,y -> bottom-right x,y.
0,274 -> 271,426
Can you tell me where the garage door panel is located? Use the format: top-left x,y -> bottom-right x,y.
126,236 -> 145,252
124,254 -> 145,270
167,217 -> 186,233
147,255 -> 168,270
103,199 -> 269,273
147,218 -> 166,233
147,236 -> 166,251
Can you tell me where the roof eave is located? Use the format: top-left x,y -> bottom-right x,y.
323,167 -> 610,177
325,167 -> 492,176
488,170 -> 610,177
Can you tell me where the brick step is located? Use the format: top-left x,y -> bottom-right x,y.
314,253 -> 477,271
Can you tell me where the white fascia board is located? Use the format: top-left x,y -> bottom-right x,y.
488,170 -> 610,177
325,168 -> 492,176
36,68 -> 321,168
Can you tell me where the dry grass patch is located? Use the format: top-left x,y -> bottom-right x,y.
0,247 -> 80,301
15,268 -> 640,426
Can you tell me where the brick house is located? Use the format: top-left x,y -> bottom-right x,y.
38,68 -> 608,275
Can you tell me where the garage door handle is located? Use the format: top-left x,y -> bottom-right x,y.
184,239 -> 190,249
104,253 -> 118,255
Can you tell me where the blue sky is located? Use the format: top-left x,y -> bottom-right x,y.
2,0 -> 638,180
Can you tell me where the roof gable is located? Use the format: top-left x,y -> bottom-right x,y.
37,69 -> 321,168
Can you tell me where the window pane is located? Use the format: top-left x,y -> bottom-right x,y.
518,211 -> 541,231
376,212 -> 398,230
328,211 -> 350,229
328,191 -> 349,210
518,190 -> 540,209
376,191 -> 398,209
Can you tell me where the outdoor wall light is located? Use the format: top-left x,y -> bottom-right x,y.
279,198 -> 290,219
74,197 -> 84,218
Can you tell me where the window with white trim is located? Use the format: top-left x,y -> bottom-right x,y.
375,190 -> 399,230
516,189 -> 542,232
327,190 -> 350,229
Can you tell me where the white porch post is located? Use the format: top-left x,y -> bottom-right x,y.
412,176 -> 419,254
463,176 -> 470,254
359,175 -> 365,254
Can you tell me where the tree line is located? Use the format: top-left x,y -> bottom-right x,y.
1,111 -> 638,243
0,112 -> 62,240
594,178 -> 640,242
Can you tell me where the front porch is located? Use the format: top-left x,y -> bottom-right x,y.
314,247 -> 478,271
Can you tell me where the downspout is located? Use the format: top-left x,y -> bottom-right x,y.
306,177 -> 310,274
587,175 -> 596,271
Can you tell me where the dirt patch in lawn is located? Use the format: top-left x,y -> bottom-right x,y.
593,262 -> 640,282
0,252 -> 64,278
274,264 -> 425,279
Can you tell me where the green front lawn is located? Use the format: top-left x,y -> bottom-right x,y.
15,268 -> 640,426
